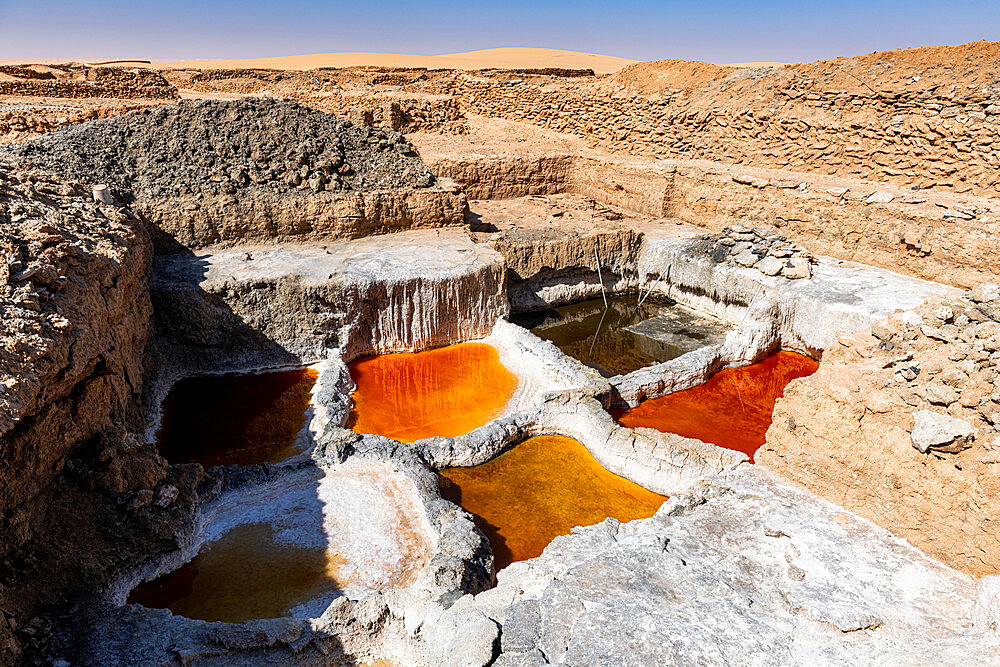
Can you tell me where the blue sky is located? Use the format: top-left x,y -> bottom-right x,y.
1,0 -> 998,63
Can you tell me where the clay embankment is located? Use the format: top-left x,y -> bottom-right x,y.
0,166 -> 153,552
758,285 -> 1000,577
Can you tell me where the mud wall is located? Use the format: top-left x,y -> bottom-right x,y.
0,173 -> 153,556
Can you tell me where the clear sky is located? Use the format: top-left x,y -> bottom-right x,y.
1,0 -> 998,63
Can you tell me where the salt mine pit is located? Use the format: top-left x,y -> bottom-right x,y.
155,366 -> 319,466
612,351 -> 819,460
439,435 -> 668,571
3,44 -> 1000,665
348,343 -> 518,442
511,294 -> 730,376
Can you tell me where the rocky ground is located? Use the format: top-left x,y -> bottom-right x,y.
472,465 -> 1000,665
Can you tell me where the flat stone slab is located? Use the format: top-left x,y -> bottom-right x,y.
625,303 -> 731,351
471,465 -> 998,665
153,228 -> 497,289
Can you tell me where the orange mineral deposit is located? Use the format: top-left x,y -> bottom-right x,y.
439,435 -> 667,571
348,342 -> 518,442
611,351 -> 818,461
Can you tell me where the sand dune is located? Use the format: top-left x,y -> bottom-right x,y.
0,49 -> 786,76
150,47 -> 637,74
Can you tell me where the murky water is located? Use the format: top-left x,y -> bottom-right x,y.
512,295 -> 729,377
126,522 -> 347,623
348,342 -> 518,442
157,367 -> 318,467
439,435 -> 667,571
611,351 -> 819,460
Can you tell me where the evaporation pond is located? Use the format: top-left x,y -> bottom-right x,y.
611,351 -> 819,461
348,342 -> 518,442
126,522 -> 346,623
439,435 -> 667,571
157,367 -> 318,466
512,294 -> 730,377
127,460 -> 434,622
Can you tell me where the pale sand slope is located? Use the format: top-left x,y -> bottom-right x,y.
0,50 -> 786,75
151,47 -> 637,74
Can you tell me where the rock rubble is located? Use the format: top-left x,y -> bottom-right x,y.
3,97 -> 436,203
702,224 -> 816,279
759,284 -> 1000,577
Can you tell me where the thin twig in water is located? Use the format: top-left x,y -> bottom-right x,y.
594,244 -> 608,309
588,306 -> 610,357
634,262 -> 671,316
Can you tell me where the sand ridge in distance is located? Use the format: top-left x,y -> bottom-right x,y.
149,47 -> 639,74
0,48 -> 789,75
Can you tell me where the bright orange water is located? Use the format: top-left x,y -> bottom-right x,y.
611,351 -> 819,461
348,342 -> 518,443
439,435 -> 667,571
157,367 -> 318,467
126,522 -> 346,622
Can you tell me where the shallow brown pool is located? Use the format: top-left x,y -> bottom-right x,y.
439,435 -> 667,571
126,522 -> 347,623
157,367 -> 318,467
348,342 -> 518,442
611,351 -> 819,461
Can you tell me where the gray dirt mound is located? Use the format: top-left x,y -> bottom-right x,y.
2,97 -> 436,203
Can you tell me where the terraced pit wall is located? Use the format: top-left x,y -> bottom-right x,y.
425,150 -> 1000,288
430,46 -> 1000,198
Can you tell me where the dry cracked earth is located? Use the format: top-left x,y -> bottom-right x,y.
1,44 -> 1000,665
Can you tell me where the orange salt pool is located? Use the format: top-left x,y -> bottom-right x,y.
611,351 -> 819,461
156,367 -> 318,467
126,522 -> 346,622
439,435 -> 667,571
348,342 -> 518,442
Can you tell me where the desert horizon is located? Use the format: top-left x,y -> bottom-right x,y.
0,46 -> 790,74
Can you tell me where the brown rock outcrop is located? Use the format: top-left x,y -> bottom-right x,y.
757,286 -> 1000,577
0,166 -> 153,553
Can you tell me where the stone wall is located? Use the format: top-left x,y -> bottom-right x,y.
0,104 -> 148,145
0,65 -> 178,99
302,94 -> 468,134
435,69 -> 1000,199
